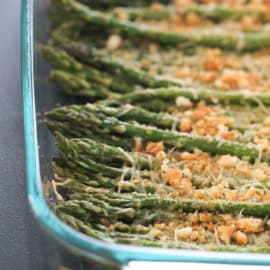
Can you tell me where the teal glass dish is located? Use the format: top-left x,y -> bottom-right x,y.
21,0 -> 270,269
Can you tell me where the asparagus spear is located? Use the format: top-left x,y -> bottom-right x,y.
54,159 -> 246,196
114,5 -> 266,23
46,106 -> 262,162
183,6 -> 268,23
58,212 -> 270,253
57,199 -> 137,222
60,178 -> 270,211
46,118 -> 138,150
57,211 -> 175,244
49,24 -> 185,88
53,159 -> 104,185
78,0 -> 171,8
50,67 -> 270,108
49,70 -> 112,99
56,154 -> 270,198
52,39 -> 177,88
51,103 -> 178,129
57,147 -> 127,178
82,103 -> 268,136
49,36 -> 270,106
54,0 -> 270,51
55,131 -> 151,168
57,160 -> 270,203
110,3 -> 270,23
59,185 -> 270,217
131,98 -> 175,113
57,140 -> 153,182
108,87 -> 270,107
98,222 -> 150,234
60,152 -> 147,180
88,103 -> 179,129
114,6 -> 175,21
54,164 -> 158,193
57,198 -> 176,225
42,45 -> 134,93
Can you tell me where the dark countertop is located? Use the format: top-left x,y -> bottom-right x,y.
0,2 -> 44,269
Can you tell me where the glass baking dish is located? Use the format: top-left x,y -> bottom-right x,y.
21,0 -> 270,269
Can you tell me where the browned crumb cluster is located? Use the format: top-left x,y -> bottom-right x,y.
149,213 -> 270,246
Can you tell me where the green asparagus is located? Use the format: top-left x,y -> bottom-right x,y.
54,163 -> 158,193
52,103 -> 179,129
44,0 -> 270,252
52,39 -> 177,88
77,0 -> 171,9
58,212 -> 270,253
55,131 -> 151,168
114,5 -> 268,23
48,37 -> 270,106
49,70 -> 112,98
42,45 -> 135,93
108,87 -> 270,107
46,119 -> 138,150
54,0 -> 270,52
46,106 -> 263,162
56,182 -> 270,216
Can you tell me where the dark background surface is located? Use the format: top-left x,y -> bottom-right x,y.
0,1 -> 44,269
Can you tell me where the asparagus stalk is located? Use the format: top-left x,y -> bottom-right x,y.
59,185 -> 270,217
56,142 -> 152,182
56,162 -> 270,203
63,156 -> 124,178
51,69 -> 270,108
114,6 -> 175,21
57,144 -> 130,178
115,5 -> 266,23
184,6 -> 269,23
52,40 -> 177,89
56,156 -> 270,199
54,159 -> 249,196
78,0 -> 171,8
55,131 -> 151,168
81,103 -> 267,136
54,0 -> 270,52
108,87 -> 270,107
58,212 -> 270,253
49,70 -> 112,99
51,103 -> 178,129
98,222 -> 150,234
57,198 -> 176,225
49,24 -> 183,88
54,153 -> 154,192
49,36 -> 270,106
57,211 -> 173,244
53,159 -> 104,185
46,118 -> 138,150
54,163 -> 158,193
57,199 -> 137,222
87,103 -> 179,129
128,99 -> 175,113
46,106 -> 262,162
42,45 -> 134,93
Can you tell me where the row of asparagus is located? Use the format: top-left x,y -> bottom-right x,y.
58,212 -> 270,253
47,104 -> 269,162
51,0 -> 270,52
55,0 -> 270,22
52,131 -> 270,250
52,131 -> 270,208
45,0 -> 270,251
43,44 -> 270,106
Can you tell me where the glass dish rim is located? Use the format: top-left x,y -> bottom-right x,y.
21,0 -> 270,265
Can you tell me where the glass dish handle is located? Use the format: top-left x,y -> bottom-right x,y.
123,261 -> 270,270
